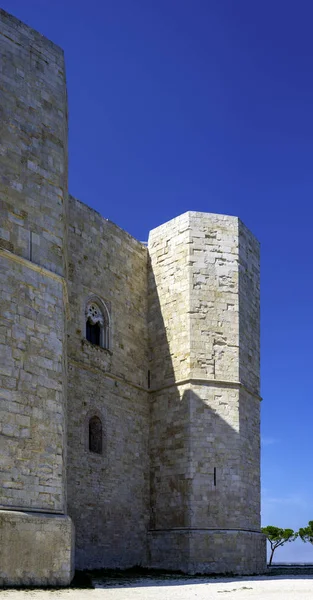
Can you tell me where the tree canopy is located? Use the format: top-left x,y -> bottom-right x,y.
261,525 -> 298,565
298,521 -> 313,544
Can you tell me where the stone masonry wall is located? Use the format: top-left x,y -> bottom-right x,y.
148,212 -> 191,389
148,214 -> 192,529
0,5 -> 264,578
148,212 -> 265,573
0,8 -> 69,513
149,529 -> 265,574
238,220 -> 260,395
187,213 -> 261,532
0,9 -> 73,585
188,213 -> 239,382
67,196 -> 150,569
0,8 -> 68,277
0,256 -> 67,511
0,510 -> 74,586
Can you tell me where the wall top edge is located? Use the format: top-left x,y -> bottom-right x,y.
148,210 -> 240,238
0,8 -> 64,55
68,198 -> 259,250
68,195 -> 148,251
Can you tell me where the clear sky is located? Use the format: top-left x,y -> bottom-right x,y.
3,0 -> 313,563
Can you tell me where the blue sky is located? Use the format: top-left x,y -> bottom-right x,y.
3,0 -> 313,563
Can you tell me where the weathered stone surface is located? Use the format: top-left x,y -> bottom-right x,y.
0,8 -> 73,586
0,8 -> 68,277
66,197 -> 150,569
149,530 -> 266,575
0,7 -> 265,584
0,511 -> 74,586
0,256 -> 67,512
148,212 -> 264,574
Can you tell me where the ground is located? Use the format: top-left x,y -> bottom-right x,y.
1,576 -> 313,599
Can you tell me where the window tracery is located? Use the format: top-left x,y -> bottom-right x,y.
85,298 -> 110,349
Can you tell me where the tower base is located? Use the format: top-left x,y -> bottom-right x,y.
149,529 -> 266,575
0,510 -> 74,587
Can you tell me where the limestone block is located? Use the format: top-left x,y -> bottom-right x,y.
0,510 -> 74,586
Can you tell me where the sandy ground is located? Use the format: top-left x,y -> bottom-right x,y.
1,576 -> 313,600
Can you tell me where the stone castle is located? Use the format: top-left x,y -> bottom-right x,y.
0,9 -> 266,586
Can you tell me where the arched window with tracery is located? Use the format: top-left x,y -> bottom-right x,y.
89,415 -> 103,454
85,298 -> 110,349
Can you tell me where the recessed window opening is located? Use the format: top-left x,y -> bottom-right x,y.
89,416 -> 102,454
214,467 -> 217,486
85,298 -> 110,349
86,319 -> 101,345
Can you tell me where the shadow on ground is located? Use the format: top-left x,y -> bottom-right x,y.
73,566 -> 313,589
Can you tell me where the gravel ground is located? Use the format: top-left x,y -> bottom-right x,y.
1,576 -> 313,600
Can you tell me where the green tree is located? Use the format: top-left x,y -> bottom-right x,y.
298,521 -> 313,544
261,525 -> 298,566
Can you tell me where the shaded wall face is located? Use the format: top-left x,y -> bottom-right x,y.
149,385 -> 192,529
189,386 -> 241,529
238,221 -> 260,395
0,10 -> 68,512
148,212 -> 191,388
150,385 -> 260,533
148,214 -> 192,529
67,197 -> 149,569
189,386 -> 260,530
188,214 -> 260,531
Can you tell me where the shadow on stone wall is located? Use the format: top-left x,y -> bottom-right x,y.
147,253 -> 264,573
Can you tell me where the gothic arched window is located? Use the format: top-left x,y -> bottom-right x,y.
89,415 -> 103,454
85,298 -> 110,349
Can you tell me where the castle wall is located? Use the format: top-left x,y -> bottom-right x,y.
148,212 -> 265,574
0,258 -> 67,512
66,196 -> 150,569
0,6 -> 265,580
238,220 -> 260,394
0,10 -> 73,585
187,214 -> 261,534
148,214 -> 192,532
0,9 -> 68,276
148,212 -> 191,388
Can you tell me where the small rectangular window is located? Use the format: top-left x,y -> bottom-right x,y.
89,416 -> 102,454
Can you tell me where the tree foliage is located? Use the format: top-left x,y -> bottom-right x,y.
298,521 -> 313,544
261,525 -> 298,565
